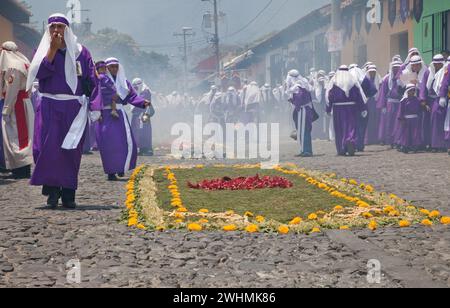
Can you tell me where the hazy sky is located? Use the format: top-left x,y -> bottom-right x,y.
25,0 -> 329,54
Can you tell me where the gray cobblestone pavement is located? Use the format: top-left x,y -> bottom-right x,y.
0,140 -> 449,288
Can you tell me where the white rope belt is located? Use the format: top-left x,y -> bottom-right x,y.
388,98 -> 401,103
103,104 -> 125,110
41,93 -> 88,150
404,114 -> 418,119
300,103 -> 313,109
334,101 -> 355,106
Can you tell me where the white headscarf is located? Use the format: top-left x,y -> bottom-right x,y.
403,48 -> 420,66
349,65 -> 366,84
105,57 -> 129,100
389,60 -> 403,90
132,78 -> 151,96
426,54 -> 445,91
244,81 -> 261,109
366,65 -> 382,91
402,83 -> 417,101
0,41 -> 30,77
433,60 -> 450,96
26,13 -> 82,94
401,55 -> 428,85
327,65 -> 365,99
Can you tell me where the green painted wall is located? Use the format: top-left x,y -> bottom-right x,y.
414,0 -> 450,63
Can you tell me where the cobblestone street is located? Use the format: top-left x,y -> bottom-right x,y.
0,140 -> 449,288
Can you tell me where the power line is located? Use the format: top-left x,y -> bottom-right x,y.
223,0 -> 273,39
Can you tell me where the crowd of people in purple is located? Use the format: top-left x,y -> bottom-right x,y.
1,13 -> 449,208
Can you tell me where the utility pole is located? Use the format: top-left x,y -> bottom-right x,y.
174,27 -> 195,92
202,0 -> 221,79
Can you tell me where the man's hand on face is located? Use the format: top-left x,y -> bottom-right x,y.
50,32 -> 64,51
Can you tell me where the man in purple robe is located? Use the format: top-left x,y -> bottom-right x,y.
420,54 -> 446,152
131,78 -> 154,156
326,65 -> 367,156
27,14 -> 101,209
397,84 -> 423,153
436,57 -> 450,155
350,64 -> 378,152
291,81 -> 315,157
377,61 -> 404,147
365,65 -> 382,145
95,58 -> 150,181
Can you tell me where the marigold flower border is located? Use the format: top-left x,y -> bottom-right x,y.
123,163 -> 450,234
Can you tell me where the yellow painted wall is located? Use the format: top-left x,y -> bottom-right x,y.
0,14 -> 14,44
341,0 -> 414,75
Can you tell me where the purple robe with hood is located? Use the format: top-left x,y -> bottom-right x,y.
95,74 -> 145,175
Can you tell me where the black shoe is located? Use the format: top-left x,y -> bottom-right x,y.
117,173 -> 125,178
108,174 -> 118,181
347,143 -> 355,156
47,192 -> 60,209
62,202 -> 77,209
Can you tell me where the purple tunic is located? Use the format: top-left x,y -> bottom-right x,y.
357,77 -> 378,150
397,96 -> 423,148
327,85 -> 366,155
376,75 -> 403,145
95,75 -> 145,175
292,88 -> 314,154
130,89 -> 153,151
438,67 -> 450,144
30,46 -> 100,190
420,69 -> 446,149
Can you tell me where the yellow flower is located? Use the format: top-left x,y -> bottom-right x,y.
188,223 -> 203,231
244,211 -> 254,217
316,211 -> 327,216
440,217 -> 450,225
349,179 -> 358,186
383,206 -> 395,214
388,210 -> 400,217
225,210 -> 235,216
199,209 -> 209,214
311,227 -> 321,233
429,211 -> 441,219
334,205 -> 344,212
362,212 -> 373,219
223,225 -> 237,232
278,225 -> 290,234
340,226 -> 350,230
398,220 -> 411,228
357,201 -> 370,208
368,220 -> 378,231
174,213 -> 184,219
245,224 -> 259,233
156,226 -> 165,232
137,224 -> 147,230
289,217 -> 303,225
365,185 -> 374,193
308,213 -> 318,221
421,219 -> 433,227
406,205 -> 416,210
255,216 -> 265,223
177,207 -> 188,213
420,209 -> 430,216
389,194 -> 398,199
198,219 -> 209,224
174,219 -> 184,224
128,217 -> 138,227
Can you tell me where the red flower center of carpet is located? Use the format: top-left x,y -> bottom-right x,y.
188,175 -> 293,191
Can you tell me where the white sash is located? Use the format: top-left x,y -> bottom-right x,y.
445,103 -> 450,132
41,93 -> 88,150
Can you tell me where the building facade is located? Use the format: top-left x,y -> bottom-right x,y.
0,0 -> 40,59
414,0 -> 450,63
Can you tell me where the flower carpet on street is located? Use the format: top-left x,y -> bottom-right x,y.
123,164 -> 450,234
